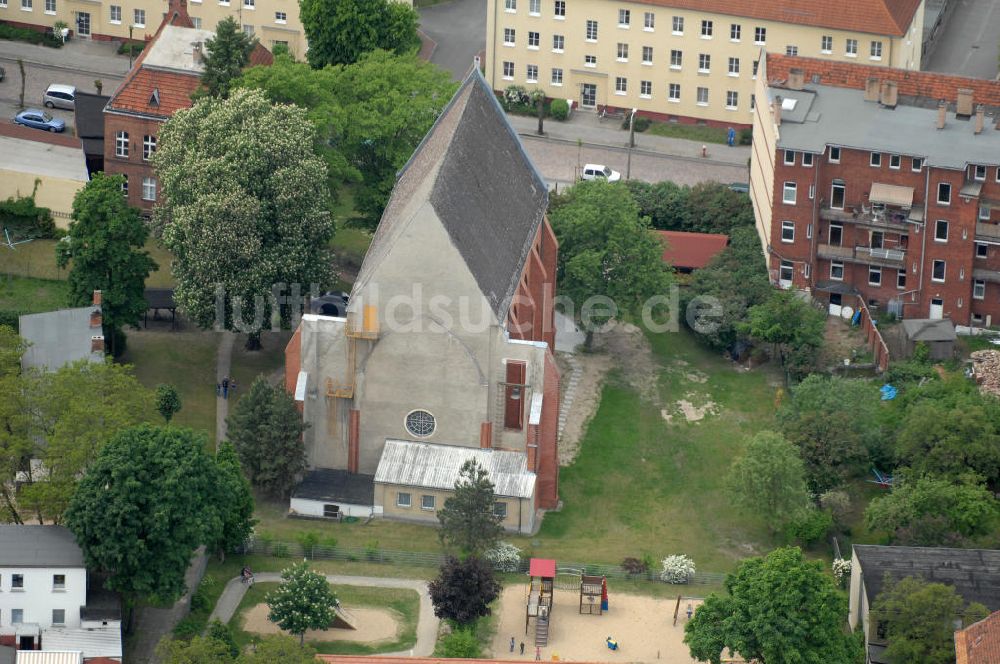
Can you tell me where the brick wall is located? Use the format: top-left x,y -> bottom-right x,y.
535,350 -> 560,510
103,112 -> 164,212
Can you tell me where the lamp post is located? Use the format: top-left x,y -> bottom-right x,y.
128,24 -> 135,69
625,108 -> 637,180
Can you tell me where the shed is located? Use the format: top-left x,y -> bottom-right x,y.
73,92 -> 110,176
656,231 -> 729,273
901,318 -> 956,360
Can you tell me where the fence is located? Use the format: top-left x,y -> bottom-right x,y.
245,537 -> 727,587
855,295 -> 890,373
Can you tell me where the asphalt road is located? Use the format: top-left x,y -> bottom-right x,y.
418,0 -> 486,80
923,0 -> 1000,79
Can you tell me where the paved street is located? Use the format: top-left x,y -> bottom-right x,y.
418,0 -> 486,80
923,0 -> 1000,79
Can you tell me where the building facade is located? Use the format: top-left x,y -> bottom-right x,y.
486,0 -> 924,126
751,53 -> 1000,326
285,70 -> 560,533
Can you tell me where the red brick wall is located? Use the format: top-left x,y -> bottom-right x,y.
103,112 -> 164,212
284,325 -> 301,395
535,350 -> 560,510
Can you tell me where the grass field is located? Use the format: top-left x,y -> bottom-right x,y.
645,122 -> 731,145
0,239 -> 176,287
0,275 -> 70,314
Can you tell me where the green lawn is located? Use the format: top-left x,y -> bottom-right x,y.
0,239 -> 176,288
646,122 -> 730,145
229,331 -> 292,396
0,275 -> 70,314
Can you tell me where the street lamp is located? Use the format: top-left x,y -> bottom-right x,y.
128,24 -> 136,69
625,108 -> 637,180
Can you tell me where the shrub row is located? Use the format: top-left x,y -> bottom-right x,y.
0,22 -> 63,48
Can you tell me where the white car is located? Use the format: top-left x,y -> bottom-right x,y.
581,163 -> 622,182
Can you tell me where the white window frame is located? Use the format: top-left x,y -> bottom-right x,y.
753,26 -> 765,44
43,0 -> 54,14
830,261 -> 844,281
779,260 -> 794,285
421,494 -> 436,511
20,0 -> 31,11
829,146 -> 841,163
912,157 -> 923,172
726,90 -> 738,110
980,205 -> 991,221
639,80 -> 652,98
528,0 -> 539,15
870,152 -> 881,167
641,45 -> 652,64
846,38 -> 858,56
700,19 -> 712,38
889,154 -> 900,169
494,502 -> 508,519
870,40 -> 883,60
669,49 -> 682,69
698,53 -> 710,73
527,30 -> 539,48
696,86 -> 708,106
783,181 -> 797,205
974,279 -> 986,300
728,56 -> 740,76
141,177 -> 156,202
525,64 -> 538,83
396,492 -> 411,508
142,135 -> 156,161
973,164 -> 987,181
109,4 -> 121,23
937,182 -> 951,205
643,11 -> 654,30
821,35 -> 832,53
781,221 -> 795,243
503,27 -> 515,46
274,11 -> 286,22
614,76 -> 627,95
802,152 -> 814,167
552,34 -> 564,52
783,149 -> 795,166
133,8 -> 145,26
668,83 -> 680,102
502,61 -> 514,79
52,609 -> 65,625
115,131 -> 129,158
868,266 -> 882,286
976,242 -> 988,259
730,23 -> 740,41
934,219 -> 948,242
785,45 -> 798,56
585,19 -> 597,41
504,0 -> 515,11
551,67 -> 563,85
618,8 -> 630,27
672,15 -> 683,34
931,260 -> 946,283
616,42 -> 628,61
553,0 -> 564,17
584,54 -> 596,67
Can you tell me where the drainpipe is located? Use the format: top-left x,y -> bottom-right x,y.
489,0 -> 499,89
916,163 -> 930,312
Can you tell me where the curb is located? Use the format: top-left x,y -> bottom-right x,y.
515,131 -> 749,169
0,53 -> 128,80
416,29 -> 437,63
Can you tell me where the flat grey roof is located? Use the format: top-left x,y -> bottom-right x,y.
19,306 -> 102,372
0,525 -> 85,567
142,25 -> 214,73
902,318 -> 957,342
0,135 -> 89,182
771,85 -> 1000,170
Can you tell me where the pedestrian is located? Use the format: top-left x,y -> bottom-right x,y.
520,642 -> 525,655
686,603 -> 693,620
727,126 -> 736,147
510,637 -> 516,653
222,376 -> 230,399
535,647 -> 541,661
231,379 -> 238,396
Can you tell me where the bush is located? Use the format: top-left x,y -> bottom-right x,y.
436,627 -> 482,658
0,195 -> 57,239
621,557 -> 649,577
206,620 -> 239,657
117,41 -> 145,56
0,311 -> 23,332
819,489 -> 852,526
172,615 -> 201,639
660,554 -> 696,584
786,508 -> 834,546
485,541 -> 522,572
550,98 -> 569,121
831,558 -> 852,589
0,23 -> 62,47
622,116 -> 651,132
738,127 -> 753,145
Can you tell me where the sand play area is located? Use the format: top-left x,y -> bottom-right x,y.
489,585 -> 703,662
241,604 -> 400,644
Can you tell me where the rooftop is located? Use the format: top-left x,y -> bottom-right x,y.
0,525 -> 85,568
657,231 -> 729,270
0,130 -> 89,183
955,610 -> 1000,664
41,628 -> 121,660
901,318 -> 957,342
141,25 -> 214,73
19,306 -> 103,372
292,468 -> 375,506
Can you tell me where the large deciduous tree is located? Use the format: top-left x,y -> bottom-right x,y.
726,431 -> 811,533
154,88 -> 333,350
428,556 -> 501,626
742,290 -> 825,378
212,442 -> 256,560
437,459 -> 504,556
226,376 -> 306,497
0,326 -> 31,523
201,16 -> 256,99
57,172 -> 157,356
684,547 -> 859,664
266,562 -> 337,645
298,0 -> 418,68
624,180 -> 755,234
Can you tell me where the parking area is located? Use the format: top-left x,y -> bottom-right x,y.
922,0 -> 1000,79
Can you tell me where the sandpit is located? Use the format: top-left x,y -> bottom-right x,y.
241,604 -> 400,644
489,586 -> 703,662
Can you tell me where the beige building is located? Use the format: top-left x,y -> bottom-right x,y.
486,0 -> 924,126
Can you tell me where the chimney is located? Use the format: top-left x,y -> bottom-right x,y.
975,105 -> 985,134
956,88 -> 974,117
864,77 -> 881,102
936,100 -> 947,130
774,95 -> 782,126
91,336 -> 105,354
90,309 -> 102,329
787,68 -> 805,91
879,81 -> 898,109
92,290 -> 102,306
192,41 -> 203,64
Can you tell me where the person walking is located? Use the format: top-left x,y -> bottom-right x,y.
222,376 -> 230,399
520,642 -> 525,655
510,637 -> 516,653
535,647 -> 541,661
230,379 -> 238,396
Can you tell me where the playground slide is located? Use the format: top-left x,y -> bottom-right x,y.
332,604 -> 359,631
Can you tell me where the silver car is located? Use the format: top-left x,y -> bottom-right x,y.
43,83 -> 76,110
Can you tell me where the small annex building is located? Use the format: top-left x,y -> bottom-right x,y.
19,292 -> 104,371
657,231 -> 729,273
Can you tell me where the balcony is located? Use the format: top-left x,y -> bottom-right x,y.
820,205 -> 919,232
976,222 -> 1000,242
817,244 -> 905,268
973,268 -> 1000,284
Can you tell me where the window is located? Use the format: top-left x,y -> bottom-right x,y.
980,205 -> 991,221
974,280 -> 986,299
935,220 -> 948,242
552,34 -> 564,51
802,153 -> 814,167
871,231 -> 884,249
44,0 -> 54,13
142,135 -> 156,161
493,502 -> 508,518
672,15 -> 683,34
133,8 -> 145,25
192,17 -> 202,28
821,35 -> 832,52
121,175 -> 128,196
752,60 -> 759,77
405,409 -> 435,437
785,45 -> 798,56
784,150 -> 795,165
20,0 -> 30,10
974,164 -> 987,181
528,0 -> 539,13
527,31 -> 539,47
937,182 -> 951,205
586,20 -> 597,40
932,260 -> 946,282
976,242 -> 988,259
779,260 -> 793,284
668,83 -> 680,101
754,26 -> 766,44
829,146 -> 841,163
846,38 -> 858,56
109,4 -> 121,22
804,263 -> 811,278
889,154 -> 900,169
643,12 -> 654,29
615,76 -> 627,94
869,266 -> 882,286
274,11 -> 285,22
12,574 -> 24,589
503,28 -> 515,45
526,64 -> 537,82
870,152 -> 881,167
897,270 -> 906,289
553,0 -> 564,16
750,93 -> 755,109
11,610 -> 22,624
618,8 -> 630,27
584,54 -> 596,67
830,261 -> 844,280
616,42 -> 628,60
141,177 -> 156,202
831,182 -> 845,209
641,46 -> 652,64
504,0 -> 515,10
551,67 -> 563,85
830,224 -> 843,246
783,182 -> 797,204
696,86 -> 708,106
52,609 -> 65,625
421,495 -> 435,510
670,49 -> 682,68
997,167 -> 1000,183
730,23 -> 741,40
726,91 -> 738,109
115,131 -> 129,158
728,56 -> 740,75
244,0 -> 254,8
698,53 -> 710,72
870,40 -> 883,59
912,157 -> 923,172
502,61 -> 514,79
53,574 -> 65,590
700,19 -> 712,37
396,492 -> 411,507
781,221 -> 795,243
640,80 -> 652,98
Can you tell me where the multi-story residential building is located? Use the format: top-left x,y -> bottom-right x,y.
486,0 -> 925,126
102,0 -> 271,212
751,53 -> 1000,327
0,0 -> 306,57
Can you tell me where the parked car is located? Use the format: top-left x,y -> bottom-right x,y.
14,109 -> 66,133
43,83 -> 76,110
581,163 -> 622,182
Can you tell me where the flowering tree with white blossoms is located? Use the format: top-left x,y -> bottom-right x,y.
153,88 -> 334,350
266,562 -> 337,645
485,541 -> 523,573
832,558 -> 851,588
661,554 -> 696,584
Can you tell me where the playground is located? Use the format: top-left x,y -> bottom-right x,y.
241,603 -> 400,644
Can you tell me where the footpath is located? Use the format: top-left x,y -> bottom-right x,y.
0,38 -> 130,78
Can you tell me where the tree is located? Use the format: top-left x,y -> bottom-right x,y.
726,431 -> 811,533
872,576 -> 989,664
777,375 -> 883,492
299,0 -> 419,68
226,376 -> 307,497
207,620 -> 240,658
201,17 -> 256,98
742,290 -> 825,377
864,476 -> 998,546
155,383 -> 183,423
684,547 -> 858,664
548,181 -> 674,345
156,635 -> 235,664
65,425 -> 222,619
624,180 -> 754,234
238,635 -> 319,663
428,556 -> 501,625
266,562 -> 337,645
0,326 -> 31,523
154,88 -> 333,350
437,459 -> 504,556
212,442 -> 256,560
57,172 -> 157,356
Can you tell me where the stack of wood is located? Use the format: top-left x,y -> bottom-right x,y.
970,350 -> 1000,397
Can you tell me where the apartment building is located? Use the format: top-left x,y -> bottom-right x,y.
0,0 -> 305,56
486,0 -> 924,126
751,53 -> 1000,327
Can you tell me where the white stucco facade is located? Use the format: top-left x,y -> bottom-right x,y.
0,567 -> 87,631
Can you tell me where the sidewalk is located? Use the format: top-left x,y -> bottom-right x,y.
0,38 -> 130,78
506,112 -> 751,167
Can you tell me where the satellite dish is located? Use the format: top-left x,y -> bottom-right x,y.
841,306 -> 854,320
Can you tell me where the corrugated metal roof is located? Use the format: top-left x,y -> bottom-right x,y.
40,628 -> 121,659
15,652 -> 82,664
374,440 -> 535,499
0,526 -> 84,567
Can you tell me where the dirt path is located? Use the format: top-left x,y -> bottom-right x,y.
241,604 -> 400,644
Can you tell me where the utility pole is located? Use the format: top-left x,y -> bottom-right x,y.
625,108 -> 637,180
128,24 -> 135,69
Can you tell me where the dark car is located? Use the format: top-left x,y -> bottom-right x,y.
14,109 -> 66,133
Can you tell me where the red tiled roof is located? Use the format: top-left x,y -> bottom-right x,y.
249,42 -> 274,67
0,121 -> 84,149
630,0 -> 921,37
658,231 -> 729,270
956,611 -> 1000,664
106,68 -> 201,118
766,54 -> 1000,108
529,558 -> 556,578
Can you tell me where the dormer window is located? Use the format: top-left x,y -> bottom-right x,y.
149,88 -> 160,107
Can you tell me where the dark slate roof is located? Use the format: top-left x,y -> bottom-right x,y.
74,92 -> 109,140
901,318 -> 957,342
144,288 -> 176,309
293,468 -> 375,505
0,525 -> 85,567
854,545 -> 1000,610
357,69 -> 548,322
82,575 -> 122,622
